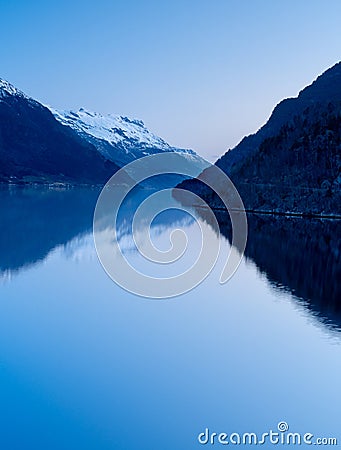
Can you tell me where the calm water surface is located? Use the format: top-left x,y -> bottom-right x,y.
0,186 -> 340,449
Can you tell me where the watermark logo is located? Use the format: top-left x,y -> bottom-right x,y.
93,153 -> 247,298
197,422 -> 338,446
278,421 -> 289,433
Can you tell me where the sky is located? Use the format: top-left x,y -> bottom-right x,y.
1,0 -> 340,161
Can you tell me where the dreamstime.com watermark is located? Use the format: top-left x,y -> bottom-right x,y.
93,153 -> 248,298
197,422 -> 338,446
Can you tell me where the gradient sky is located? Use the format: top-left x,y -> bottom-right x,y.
1,0 -> 340,160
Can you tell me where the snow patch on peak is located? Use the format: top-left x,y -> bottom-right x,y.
0,78 -> 27,98
46,106 -> 207,173
50,107 -> 173,150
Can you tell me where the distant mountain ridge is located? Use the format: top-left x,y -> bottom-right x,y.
50,107 -> 205,170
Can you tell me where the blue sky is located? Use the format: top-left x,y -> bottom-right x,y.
1,0 -> 340,160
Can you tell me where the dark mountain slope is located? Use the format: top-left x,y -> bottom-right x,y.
226,100 -> 341,214
0,80 -> 121,184
216,61 -> 341,174
177,62 -> 341,215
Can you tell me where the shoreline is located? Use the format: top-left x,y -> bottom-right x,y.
192,204 -> 341,220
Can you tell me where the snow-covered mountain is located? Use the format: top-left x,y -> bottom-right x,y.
0,78 -> 123,184
51,108 -> 173,153
0,77 -> 208,185
0,79 -> 27,98
50,107 -> 208,170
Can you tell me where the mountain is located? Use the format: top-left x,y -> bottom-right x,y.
50,107 -> 208,171
0,79 -> 123,184
0,78 -> 206,186
178,62 -> 341,216
216,61 -> 341,174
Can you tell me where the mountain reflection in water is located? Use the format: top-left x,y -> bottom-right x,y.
196,206 -> 341,332
1,185 -> 340,333
0,185 -> 192,276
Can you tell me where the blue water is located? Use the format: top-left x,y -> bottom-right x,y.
0,186 -> 340,449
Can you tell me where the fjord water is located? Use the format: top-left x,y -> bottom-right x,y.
0,186 -> 340,450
